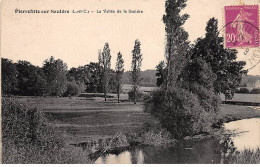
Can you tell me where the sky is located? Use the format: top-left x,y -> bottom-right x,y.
1,0 -> 260,75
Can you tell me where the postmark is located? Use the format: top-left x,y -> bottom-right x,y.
224,5 -> 259,48
222,5 -> 260,71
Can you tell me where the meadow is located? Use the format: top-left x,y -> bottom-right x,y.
13,92 -> 260,145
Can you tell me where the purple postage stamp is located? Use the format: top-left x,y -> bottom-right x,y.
224,5 -> 259,48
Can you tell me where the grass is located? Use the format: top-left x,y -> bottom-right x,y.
220,93 -> 260,103
13,96 -> 154,144
3,93 -> 260,163
228,148 -> 260,164
10,95 -> 260,143
218,104 -> 260,123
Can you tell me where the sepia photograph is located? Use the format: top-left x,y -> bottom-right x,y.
1,0 -> 260,164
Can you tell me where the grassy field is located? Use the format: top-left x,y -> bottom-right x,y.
220,93 -> 260,103
121,84 -> 158,93
16,95 -> 154,143
13,93 -> 260,145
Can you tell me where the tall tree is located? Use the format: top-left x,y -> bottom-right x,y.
115,52 -> 124,103
163,0 -> 190,93
1,58 -> 18,95
43,56 -> 68,96
131,39 -> 143,104
191,18 -> 247,99
99,43 -> 111,101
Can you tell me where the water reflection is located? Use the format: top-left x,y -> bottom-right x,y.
95,139 -> 222,164
224,118 -> 260,151
94,118 -> 260,164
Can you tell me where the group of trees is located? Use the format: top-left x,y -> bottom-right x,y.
2,57 -> 76,97
2,40 -> 143,103
147,0 -> 247,139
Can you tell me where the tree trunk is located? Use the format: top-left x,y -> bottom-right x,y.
134,85 -> 137,104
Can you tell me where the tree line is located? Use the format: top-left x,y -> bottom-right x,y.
2,39 -> 143,103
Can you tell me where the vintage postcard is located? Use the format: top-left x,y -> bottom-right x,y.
1,0 -> 260,164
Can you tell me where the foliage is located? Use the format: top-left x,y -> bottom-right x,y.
2,98 -> 90,163
43,56 -> 68,96
16,60 -> 48,96
226,148 -> 260,164
126,122 -> 174,146
67,66 -> 89,92
235,88 -> 250,94
131,39 -> 143,104
107,69 -> 117,93
63,81 -> 82,97
180,57 -> 221,114
155,61 -> 166,87
144,89 -> 213,139
85,62 -> 103,93
145,0 -> 221,139
115,52 -> 124,102
251,88 -> 260,94
1,58 -> 18,95
191,18 -> 247,99
99,43 -> 112,101
163,0 -> 190,91
128,89 -> 144,102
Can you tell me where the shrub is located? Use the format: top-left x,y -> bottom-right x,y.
63,82 -> 81,97
144,89 -> 213,139
1,98 -> 90,163
237,88 -> 250,94
128,89 -> 144,102
189,83 -> 220,114
251,88 -> 260,94
228,148 -> 260,164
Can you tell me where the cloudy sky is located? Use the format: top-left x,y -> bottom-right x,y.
1,0 -> 260,75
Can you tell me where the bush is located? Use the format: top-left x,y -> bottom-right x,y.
2,98 -> 90,163
228,148 -> 260,164
63,82 -> 81,97
236,88 -> 250,94
251,88 -> 260,94
144,89 -> 213,139
128,89 -> 144,102
189,83 -> 220,114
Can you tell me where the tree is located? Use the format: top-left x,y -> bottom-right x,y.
99,43 -> 111,101
131,39 -> 143,104
67,66 -> 89,92
163,0 -> 190,92
86,62 -> 103,93
43,56 -> 68,96
155,61 -> 166,87
16,60 -> 48,96
145,0 -> 219,139
1,58 -> 18,95
63,81 -> 81,97
115,52 -> 124,103
191,18 -> 247,99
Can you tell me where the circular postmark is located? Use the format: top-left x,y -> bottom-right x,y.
219,21 -> 260,71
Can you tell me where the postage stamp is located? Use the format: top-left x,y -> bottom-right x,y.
224,5 -> 259,48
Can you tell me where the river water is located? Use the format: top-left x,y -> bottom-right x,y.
94,118 -> 260,164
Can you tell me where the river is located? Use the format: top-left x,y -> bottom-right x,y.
94,118 -> 260,164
